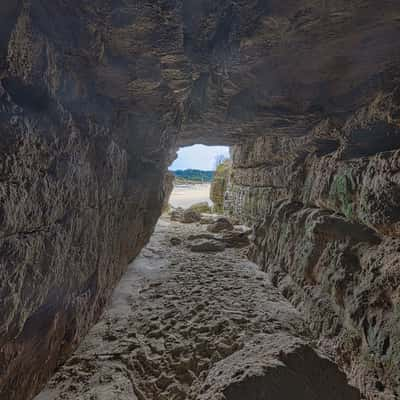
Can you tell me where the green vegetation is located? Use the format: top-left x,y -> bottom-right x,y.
172,169 -> 214,183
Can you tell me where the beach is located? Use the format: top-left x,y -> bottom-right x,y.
169,183 -> 212,209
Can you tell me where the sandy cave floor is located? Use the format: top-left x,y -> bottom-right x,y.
34,217 -> 308,400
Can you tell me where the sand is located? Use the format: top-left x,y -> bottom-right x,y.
169,183 -> 212,209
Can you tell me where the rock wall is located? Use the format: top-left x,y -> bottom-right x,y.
162,171 -> 175,213
226,91 -> 400,399
0,2 -> 182,399
210,160 -> 231,213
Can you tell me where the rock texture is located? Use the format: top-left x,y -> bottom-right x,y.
178,1 -> 400,145
199,333 -> 360,400
35,219 -> 359,400
187,228 -> 251,249
1,0 -> 400,398
225,94 -> 400,398
170,208 -> 202,224
0,2 -> 181,398
210,160 -> 231,213
162,172 -> 175,213
189,238 -> 226,253
207,217 -> 234,233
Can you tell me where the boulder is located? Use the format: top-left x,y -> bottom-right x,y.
207,217 -> 234,233
218,231 -> 250,248
170,208 -> 202,224
199,333 -> 360,400
182,209 -> 201,224
170,207 -> 185,222
170,237 -> 182,246
188,202 -> 212,214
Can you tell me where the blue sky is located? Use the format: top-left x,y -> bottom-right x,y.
170,145 -> 230,171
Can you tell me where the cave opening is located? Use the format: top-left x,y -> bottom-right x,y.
168,144 -> 230,210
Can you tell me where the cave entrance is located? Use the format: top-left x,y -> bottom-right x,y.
168,145 -> 230,209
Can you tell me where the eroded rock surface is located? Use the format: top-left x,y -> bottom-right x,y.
1,2 -> 180,397
210,160 -> 231,213
189,238 -> 226,253
225,93 -> 400,398
200,333 -> 360,400
207,217 -> 234,233
35,219 -> 359,400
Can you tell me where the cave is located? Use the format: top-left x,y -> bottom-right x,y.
1,1 -> 400,399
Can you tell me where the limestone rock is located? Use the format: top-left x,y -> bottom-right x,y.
170,208 -> 185,222
210,161 -> 231,213
207,218 -> 234,233
170,208 -> 202,224
227,124 -> 400,398
162,172 -> 175,213
170,237 -> 182,246
217,231 -> 250,249
188,202 -> 212,214
222,89 -> 400,398
1,2 -> 181,397
199,333 -> 360,400
182,209 -> 201,224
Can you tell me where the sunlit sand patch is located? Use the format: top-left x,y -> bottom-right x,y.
169,183 -> 213,209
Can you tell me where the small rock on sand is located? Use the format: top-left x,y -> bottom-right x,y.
207,217 -> 234,233
170,207 -> 184,222
169,207 -> 201,224
183,209 -> 201,223
170,237 -> 182,246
